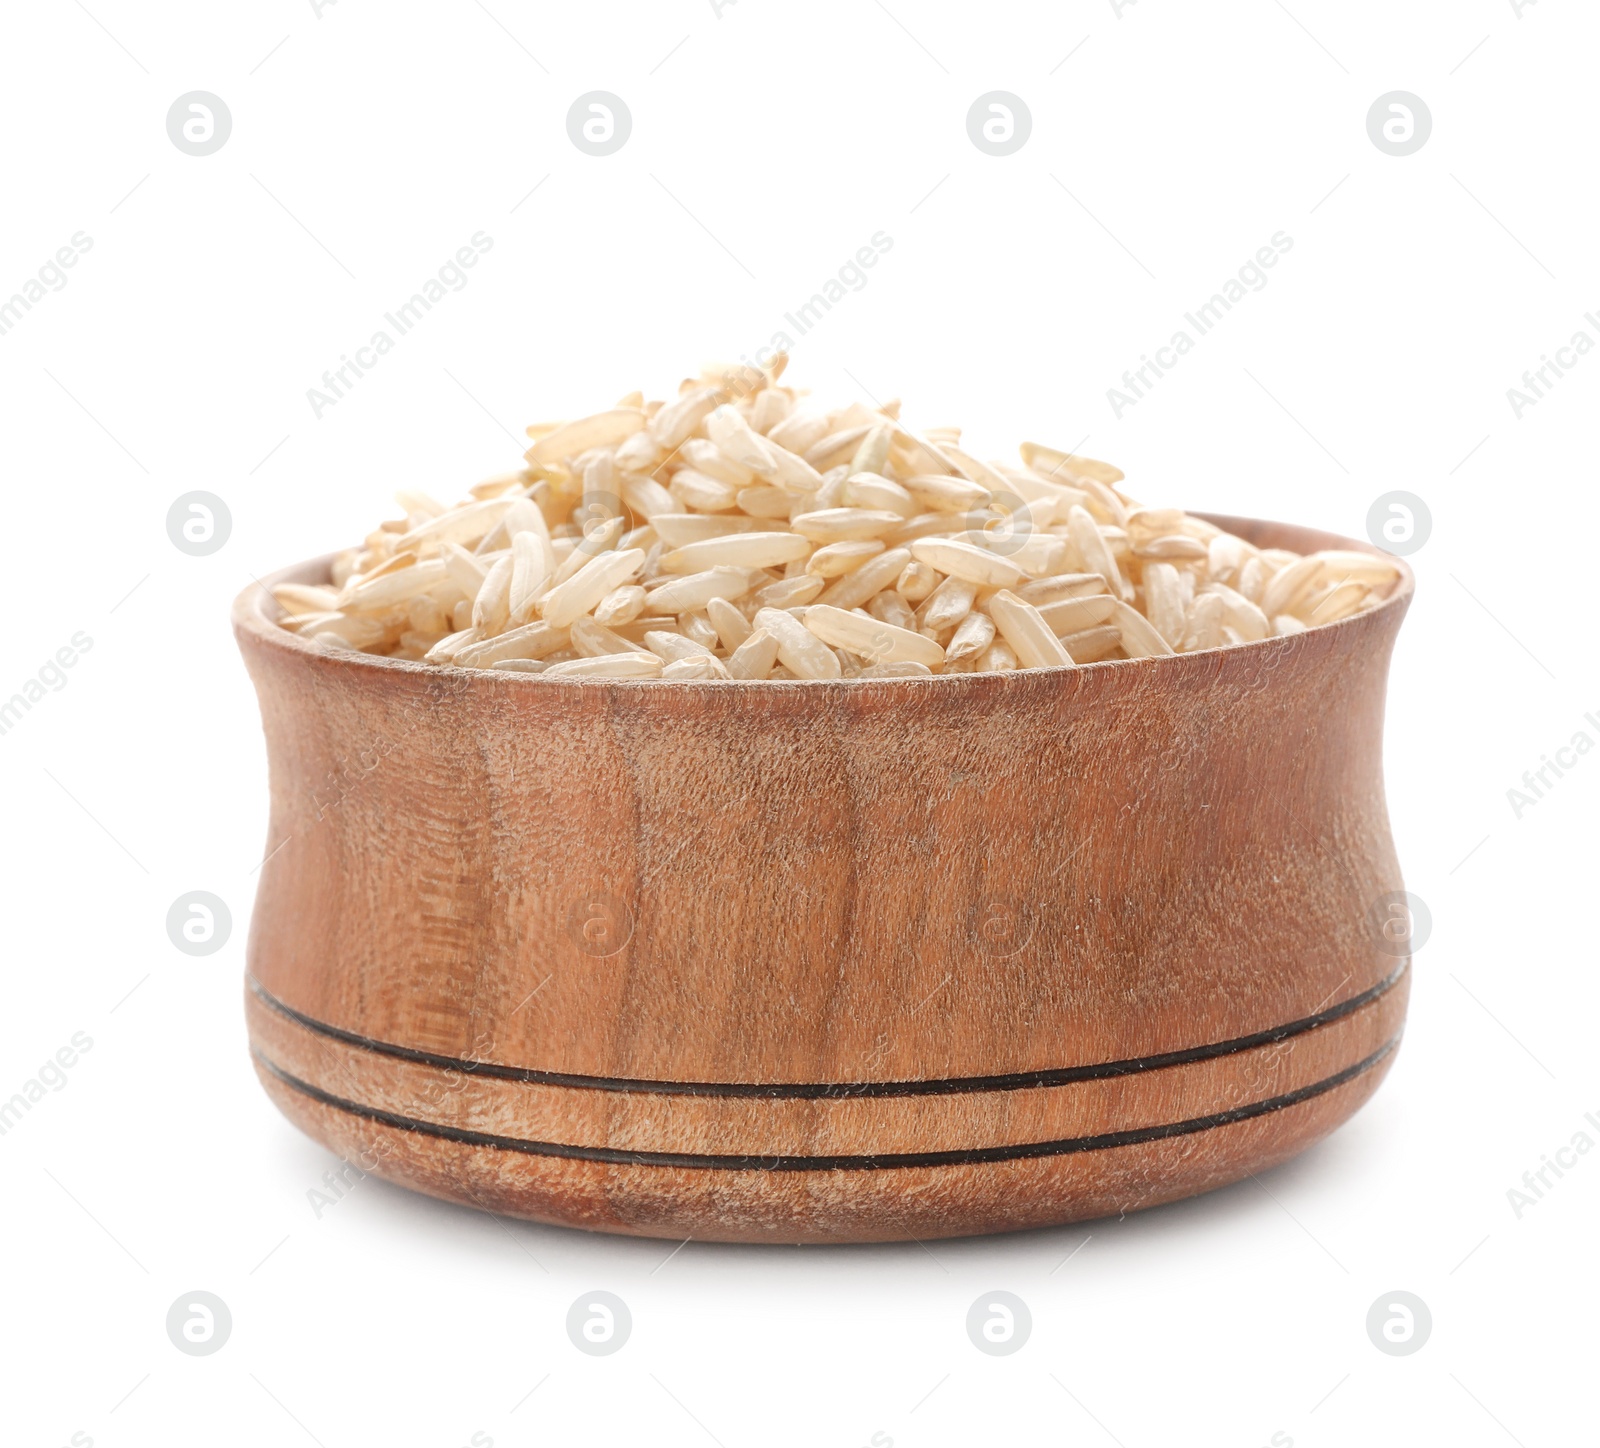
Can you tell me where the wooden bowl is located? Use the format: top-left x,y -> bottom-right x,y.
234,516 -> 1413,1243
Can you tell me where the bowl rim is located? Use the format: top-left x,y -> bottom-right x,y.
233,513 -> 1415,696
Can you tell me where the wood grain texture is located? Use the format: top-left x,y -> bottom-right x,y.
234,515 -> 1414,1242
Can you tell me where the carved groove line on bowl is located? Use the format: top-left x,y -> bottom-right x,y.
247,961 -> 1408,1099
253,1039 -> 1400,1172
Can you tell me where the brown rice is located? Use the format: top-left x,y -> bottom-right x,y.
275,358 -> 1404,680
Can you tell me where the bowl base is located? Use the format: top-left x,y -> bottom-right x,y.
248,971 -> 1404,1243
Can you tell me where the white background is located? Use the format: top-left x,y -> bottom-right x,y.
2,1 -> 1596,1444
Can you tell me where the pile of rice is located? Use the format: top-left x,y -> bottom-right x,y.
271,357 -> 1402,680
